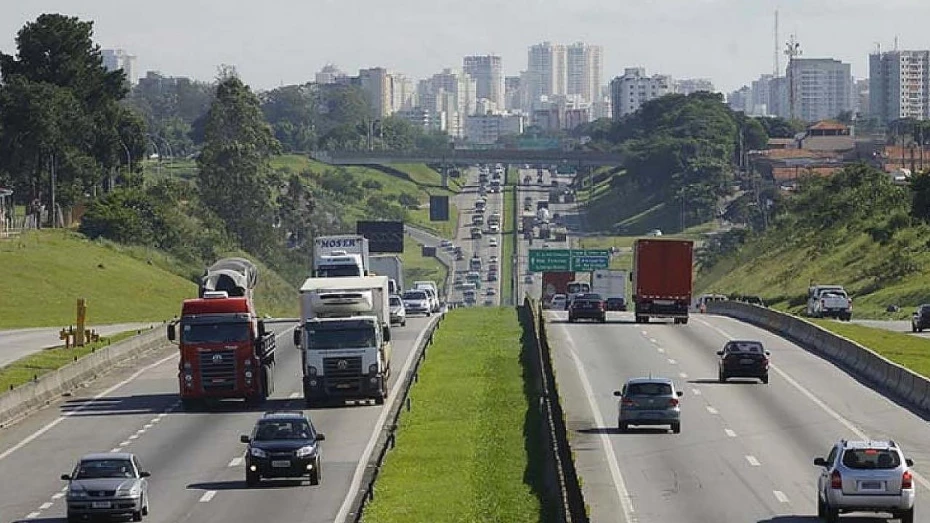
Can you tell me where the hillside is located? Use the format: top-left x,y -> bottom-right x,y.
697,165 -> 930,319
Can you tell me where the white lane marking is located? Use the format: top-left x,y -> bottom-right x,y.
156,413 -> 167,419
39,502 -> 53,509
694,317 -> 930,491
657,348 -> 666,354
725,428 -> 737,438
120,440 -> 131,446
678,372 -> 688,379
649,338 -> 658,344
143,423 -> 153,429
746,455 -> 761,466
52,492 -> 64,500
667,358 -> 677,365
110,447 -> 122,453
228,456 -> 244,468
0,352 -> 177,463
560,332 -> 638,522
128,435 -> 139,440
773,490 -> 790,503
336,317 -> 451,523
60,486 -> 68,492
199,490 -> 217,503
692,388 -> 702,395
706,406 -> 718,415
289,392 -> 300,399
641,330 -> 648,336
25,512 -> 40,519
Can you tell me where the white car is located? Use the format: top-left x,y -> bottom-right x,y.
389,294 -> 407,326
488,238 -> 498,248
549,294 -> 567,310
524,275 -> 534,284
401,290 -> 431,316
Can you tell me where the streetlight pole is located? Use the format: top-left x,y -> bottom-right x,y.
118,139 -> 131,190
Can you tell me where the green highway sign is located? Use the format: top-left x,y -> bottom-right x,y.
529,249 -> 610,272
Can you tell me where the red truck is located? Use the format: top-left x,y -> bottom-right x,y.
632,239 -> 694,324
167,258 -> 276,410
542,271 -> 575,308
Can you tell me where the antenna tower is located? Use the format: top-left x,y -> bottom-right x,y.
785,35 -> 802,119
773,9 -> 780,76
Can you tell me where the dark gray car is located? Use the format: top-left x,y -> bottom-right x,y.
62,452 -> 150,522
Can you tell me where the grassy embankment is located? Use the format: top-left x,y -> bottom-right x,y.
500,185 -> 515,305
806,319 -> 930,378
401,235 -> 448,295
362,307 -> 552,523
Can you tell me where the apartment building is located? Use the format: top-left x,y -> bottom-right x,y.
463,55 -> 504,110
870,50 -> 930,123
609,67 -> 672,119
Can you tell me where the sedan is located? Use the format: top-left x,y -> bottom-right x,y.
717,340 -> 769,383
614,377 -> 682,433
389,294 -> 407,327
401,290 -> 431,317
62,453 -> 151,522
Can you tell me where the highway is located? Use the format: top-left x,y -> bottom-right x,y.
2,316 -> 435,523
0,322 -> 159,368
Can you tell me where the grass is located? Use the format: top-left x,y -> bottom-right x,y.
808,319 -> 930,378
0,329 -> 140,391
501,187 -> 515,305
400,235 -> 448,296
361,307 -> 550,523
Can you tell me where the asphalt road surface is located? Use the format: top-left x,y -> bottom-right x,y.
2,316 -> 435,523
0,323 -> 160,368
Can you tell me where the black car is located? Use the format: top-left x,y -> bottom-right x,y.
912,304 -> 930,332
568,293 -> 606,323
240,411 -> 325,487
606,297 -> 627,311
717,340 -> 770,384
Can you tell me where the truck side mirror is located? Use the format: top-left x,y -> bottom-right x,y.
167,324 -> 176,342
293,329 -> 301,348
383,325 -> 392,343
258,320 -> 267,337
629,272 -> 633,282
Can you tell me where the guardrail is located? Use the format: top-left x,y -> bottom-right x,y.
707,301 -> 930,415
526,297 -> 589,522
346,313 -> 444,522
0,326 -> 167,427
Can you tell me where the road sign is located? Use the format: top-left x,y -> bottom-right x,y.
529,249 -> 611,272
529,249 -> 571,272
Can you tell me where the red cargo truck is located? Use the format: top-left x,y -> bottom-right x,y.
632,239 -> 694,324
542,271 -> 574,307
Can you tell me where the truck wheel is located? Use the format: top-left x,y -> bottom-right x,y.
375,393 -> 385,405
680,318 -> 688,325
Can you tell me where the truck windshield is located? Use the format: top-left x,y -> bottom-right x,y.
306,327 -> 375,350
182,322 -> 250,343
316,265 -> 362,277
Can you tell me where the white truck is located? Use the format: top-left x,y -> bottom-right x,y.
312,235 -> 371,277
806,284 -> 852,321
294,275 -> 392,405
592,269 -> 628,311
369,254 -> 404,296
536,207 -> 550,224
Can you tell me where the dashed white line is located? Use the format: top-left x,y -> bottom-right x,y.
678,372 -> 688,379
110,448 -> 122,453
25,512 -> 40,519
649,338 -> 658,344
724,428 -> 737,438
199,490 -> 217,503
128,435 -> 139,440
667,358 -> 677,365
289,392 -> 301,399
746,455 -> 761,466
773,490 -> 789,503
657,348 -> 666,354
228,456 -> 244,467
143,423 -> 153,429
692,388 -> 702,395
641,330 -> 648,336
157,413 -> 167,419
706,406 -> 718,414
39,502 -> 53,510
120,440 -> 131,446
52,492 -> 65,500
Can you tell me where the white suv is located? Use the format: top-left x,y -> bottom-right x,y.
814,439 -> 915,522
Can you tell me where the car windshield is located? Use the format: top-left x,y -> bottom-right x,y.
726,342 -> 765,354
389,297 -> 402,306
254,420 -> 313,441
75,459 -> 135,479
403,291 -> 427,300
842,448 -> 901,470
182,322 -> 250,343
626,382 -> 673,396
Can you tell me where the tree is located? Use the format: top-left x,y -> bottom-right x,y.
260,84 -> 317,152
757,116 -> 805,139
197,71 -> 282,258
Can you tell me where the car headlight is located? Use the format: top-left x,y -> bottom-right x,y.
308,366 -> 318,377
116,486 -> 141,498
69,489 -> 88,498
369,363 -> 379,374
250,447 -> 268,458
244,370 -> 253,379
295,444 -> 317,458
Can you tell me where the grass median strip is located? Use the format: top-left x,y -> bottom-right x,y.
0,330 -> 140,392
809,319 -> 930,377
362,308 -> 550,523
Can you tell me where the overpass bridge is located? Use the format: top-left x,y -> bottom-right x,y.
310,149 -> 625,167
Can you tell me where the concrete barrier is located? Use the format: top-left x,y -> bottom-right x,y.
707,301 -> 930,417
0,327 -> 167,427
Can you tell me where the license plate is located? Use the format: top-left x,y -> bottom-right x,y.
859,480 -> 882,490
91,501 -> 112,509
740,358 -> 755,365
336,383 -> 352,389
272,460 -> 291,468
655,300 -> 675,305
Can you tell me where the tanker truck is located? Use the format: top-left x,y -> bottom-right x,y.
168,257 -> 276,410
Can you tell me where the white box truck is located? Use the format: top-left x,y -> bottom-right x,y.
369,254 -> 404,296
312,235 -> 370,277
294,275 -> 392,405
592,269 -> 628,311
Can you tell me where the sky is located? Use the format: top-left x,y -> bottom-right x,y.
2,0 -> 930,93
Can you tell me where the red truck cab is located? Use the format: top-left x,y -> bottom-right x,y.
168,294 -> 275,410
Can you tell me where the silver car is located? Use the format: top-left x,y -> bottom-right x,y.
389,294 -> 406,327
815,439 -> 915,522
614,377 -> 682,433
62,452 -> 151,521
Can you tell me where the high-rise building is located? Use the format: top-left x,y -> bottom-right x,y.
674,78 -> 715,95
750,74 -> 774,116
870,50 -> 930,123
527,42 -> 566,100
768,76 -> 790,119
359,67 -> 393,118
504,76 -> 522,111
566,42 -> 602,104
464,114 -> 524,145
463,55 -> 504,110
101,49 -> 137,84
315,64 -> 346,84
609,67 -> 672,119
391,73 -> 416,112
786,58 -> 853,122
727,86 -> 752,113
416,69 -> 476,137
855,78 -> 870,117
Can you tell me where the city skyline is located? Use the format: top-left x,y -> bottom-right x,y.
4,1 -> 930,93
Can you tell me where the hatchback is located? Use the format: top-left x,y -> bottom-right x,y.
717,340 -> 770,384
62,453 -> 151,522
614,377 -> 682,433
241,411 -> 325,487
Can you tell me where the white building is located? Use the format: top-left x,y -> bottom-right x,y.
609,67 -> 672,119
315,64 -> 346,84
391,73 -> 416,112
101,49 -> 136,84
674,78 -> 715,95
566,42 -> 602,104
463,55 -> 504,110
749,74 -> 774,116
727,86 -> 752,113
527,42 -> 566,101
416,69 -> 476,137
870,50 -> 930,123
464,114 -> 524,145
786,58 -> 853,122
